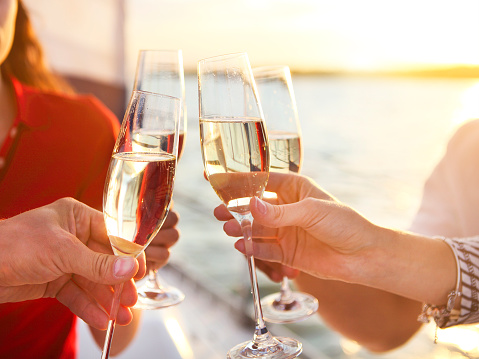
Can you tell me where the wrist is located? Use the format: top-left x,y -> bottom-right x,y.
334,222 -> 394,285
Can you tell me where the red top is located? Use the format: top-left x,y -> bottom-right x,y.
0,77 -> 120,358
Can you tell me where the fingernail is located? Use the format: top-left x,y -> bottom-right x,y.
256,197 -> 267,214
114,257 -> 135,277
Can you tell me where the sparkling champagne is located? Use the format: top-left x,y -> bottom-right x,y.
269,130 -> 302,174
103,152 -> 175,257
200,117 -> 269,216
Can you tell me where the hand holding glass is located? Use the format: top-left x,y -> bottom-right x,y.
198,53 -> 302,359
253,65 -> 318,323
132,49 -> 186,309
101,91 -> 181,358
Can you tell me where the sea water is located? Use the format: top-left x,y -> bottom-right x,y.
171,74 -> 479,358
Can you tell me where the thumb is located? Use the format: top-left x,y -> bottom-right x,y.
251,196 -> 318,229
66,244 -> 138,284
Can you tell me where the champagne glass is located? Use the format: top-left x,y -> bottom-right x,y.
253,65 -> 319,323
101,90 -> 181,358
198,53 -> 302,359
132,49 -> 186,309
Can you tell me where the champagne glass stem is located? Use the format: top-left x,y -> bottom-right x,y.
101,282 -> 124,359
279,277 -> 293,303
240,216 -> 268,338
145,268 -> 165,291
148,268 -> 159,284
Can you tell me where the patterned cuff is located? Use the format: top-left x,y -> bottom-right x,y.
441,237 -> 479,328
418,237 -> 461,331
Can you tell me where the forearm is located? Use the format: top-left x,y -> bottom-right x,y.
348,227 -> 457,306
291,228 -> 457,352
295,273 -> 423,352
89,309 -> 142,356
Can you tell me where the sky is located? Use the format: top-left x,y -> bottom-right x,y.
126,0 -> 479,74
25,0 -> 479,83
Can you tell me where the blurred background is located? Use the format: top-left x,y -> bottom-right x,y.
23,0 -> 479,358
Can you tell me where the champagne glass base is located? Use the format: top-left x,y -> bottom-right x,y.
261,292 -> 318,323
227,336 -> 302,359
135,285 -> 185,310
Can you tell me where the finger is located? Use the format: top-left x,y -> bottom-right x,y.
119,279 -> 139,307
115,305 -> 134,326
0,284 -> 46,303
75,275 -> 138,308
255,260 -> 299,281
250,196 -> 322,230
68,198 -> 110,247
254,259 -> 285,282
71,279 -> 134,327
223,219 -> 242,237
223,218 -> 277,239
61,200 -> 140,283
214,196 -> 277,222
135,252 -> 146,280
144,246 -> 170,268
62,239 -> 139,285
214,198 -> 277,223
282,265 -> 300,279
96,282 -> 134,326
214,204 -> 233,221
148,228 -> 180,248
265,173 -> 333,203
234,238 -> 284,264
145,261 -> 161,272
161,210 -> 179,229
55,279 -> 110,330
81,230 -> 146,281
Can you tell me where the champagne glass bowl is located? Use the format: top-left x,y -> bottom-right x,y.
132,49 -> 186,310
253,65 -> 318,324
198,52 -> 302,359
101,90 -> 181,358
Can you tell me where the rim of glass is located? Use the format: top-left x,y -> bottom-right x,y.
132,89 -> 181,103
253,65 -> 290,77
198,52 -> 248,64
138,49 -> 182,54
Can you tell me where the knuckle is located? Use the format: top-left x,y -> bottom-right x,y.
91,253 -> 110,281
158,248 -> 170,261
272,205 -> 285,223
146,247 -> 170,262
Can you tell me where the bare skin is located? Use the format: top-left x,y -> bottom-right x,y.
214,172 -> 457,352
0,198 -> 143,328
0,0 -> 16,145
0,2 -> 181,354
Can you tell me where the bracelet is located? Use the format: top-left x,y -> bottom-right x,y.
417,237 -> 461,343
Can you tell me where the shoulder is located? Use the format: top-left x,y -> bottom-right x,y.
442,119 -> 479,167
17,81 -> 120,135
66,93 -> 120,135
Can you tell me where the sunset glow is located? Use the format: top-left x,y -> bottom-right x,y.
126,0 -> 479,73
25,0 -> 479,83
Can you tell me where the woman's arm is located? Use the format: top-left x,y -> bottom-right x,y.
234,193 -> 457,305
295,274 -> 423,352
216,173 -> 458,351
